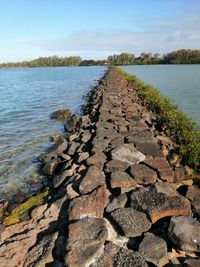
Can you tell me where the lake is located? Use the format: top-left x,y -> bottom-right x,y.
0,66 -> 106,199
121,65 -> 200,125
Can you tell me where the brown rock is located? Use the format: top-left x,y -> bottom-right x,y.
79,165 -> 105,194
69,186 -> 109,220
77,151 -> 89,163
105,160 -> 129,173
130,164 -> 158,185
139,232 -> 169,267
174,166 -> 187,182
135,142 -> 163,157
86,152 -> 107,167
65,218 -> 107,267
110,171 -> 136,190
42,158 -> 60,175
50,108 -> 72,120
186,185 -> 200,215
0,202 -> 59,267
67,141 -> 80,156
109,208 -> 151,237
144,157 -> 174,182
131,187 -> 191,223
81,132 -> 91,143
106,194 -> 127,213
184,259 -> 200,267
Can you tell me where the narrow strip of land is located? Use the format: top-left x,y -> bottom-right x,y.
0,67 -> 200,267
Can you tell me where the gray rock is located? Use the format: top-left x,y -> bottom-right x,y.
111,144 -> 146,165
106,194 -> 127,213
109,208 -> 151,237
168,216 -> 200,252
135,142 -> 163,157
42,158 -> 60,176
110,171 -> 136,190
186,186 -> 200,215
50,108 -> 72,120
67,141 -> 80,156
105,160 -> 129,173
65,218 -> 107,267
38,138 -> 68,164
139,232 -> 169,267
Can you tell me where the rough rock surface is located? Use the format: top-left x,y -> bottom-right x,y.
1,67 -> 200,266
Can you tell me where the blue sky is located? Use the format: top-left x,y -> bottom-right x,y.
0,0 -> 200,62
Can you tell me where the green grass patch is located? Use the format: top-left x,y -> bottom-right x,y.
3,190 -> 49,226
117,67 -> 200,171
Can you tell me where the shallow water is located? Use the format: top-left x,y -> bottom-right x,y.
0,66 -> 106,198
121,65 -> 200,125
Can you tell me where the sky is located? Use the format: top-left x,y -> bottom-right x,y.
0,0 -> 200,62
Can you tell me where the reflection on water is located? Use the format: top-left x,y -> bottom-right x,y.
0,66 -> 106,198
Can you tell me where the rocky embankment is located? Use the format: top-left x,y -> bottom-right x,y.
0,67 -> 200,267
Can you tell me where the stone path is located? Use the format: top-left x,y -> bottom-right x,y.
0,67 -> 200,267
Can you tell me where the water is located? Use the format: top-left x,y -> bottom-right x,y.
121,65 -> 200,125
0,66 -> 106,198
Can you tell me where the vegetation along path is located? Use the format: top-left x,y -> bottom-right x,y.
0,67 -> 200,266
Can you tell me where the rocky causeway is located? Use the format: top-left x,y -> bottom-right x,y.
0,67 -> 200,266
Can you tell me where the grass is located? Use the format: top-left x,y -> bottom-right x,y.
117,67 -> 200,171
3,190 -> 49,226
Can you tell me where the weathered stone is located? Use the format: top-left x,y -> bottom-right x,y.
139,232 -> 169,267
130,164 -> 158,185
106,194 -> 127,213
79,165 -> 105,194
67,141 -> 80,156
0,202 -> 59,267
0,201 -> 8,223
111,144 -> 146,165
113,249 -> 148,267
174,166 -> 187,182
169,216 -> 200,252
110,171 -> 136,190
126,128 -> 153,143
42,158 -> 60,176
109,208 -> 151,237
53,168 -> 74,188
50,108 -> 72,120
77,151 -> 89,163
38,138 -> 68,164
81,132 -> 91,143
65,218 -> 107,267
105,160 -> 129,173
131,187 -> 191,223
156,135 -> 173,148
184,259 -> 200,267
92,137 -> 110,152
69,133 -> 79,142
69,186 -> 109,220
135,142 -> 163,157
66,183 -> 79,199
60,153 -> 71,161
81,115 -> 91,128
86,152 -> 107,167
65,114 -> 80,132
186,186 -> 200,215
144,157 -> 174,182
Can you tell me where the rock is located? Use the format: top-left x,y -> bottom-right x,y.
135,142 -> 163,157
106,194 -> 127,213
66,183 -> 79,199
125,128 -> 153,143
53,168 -> 74,188
65,114 -> 81,132
111,144 -> 146,165
105,160 -> 129,173
156,135 -> 173,149
68,186 -> 109,220
174,166 -> 187,182
109,208 -> 151,237
130,164 -> 158,185
69,133 -> 79,142
184,259 -> 200,267
79,165 -> 105,194
110,171 -> 136,190
92,137 -> 110,152
0,202 -> 59,267
81,115 -> 91,128
113,249 -> 148,267
139,232 -> 169,267
0,200 -> 8,223
131,187 -> 191,223
60,153 -> 71,161
168,216 -> 200,252
77,151 -> 90,163
144,157 -> 174,182
50,108 -> 72,120
81,132 -> 92,143
86,152 -> 107,167
186,186 -> 200,215
38,138 -> 68,164
65,218 -> 107,267
42,158 -> 60,176
67,141 -> 80,156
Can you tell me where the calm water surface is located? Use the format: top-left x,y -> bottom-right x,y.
0,66 -> 106,198
121,65 -> 200,125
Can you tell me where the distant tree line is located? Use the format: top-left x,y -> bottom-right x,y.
1,49 -> 200,68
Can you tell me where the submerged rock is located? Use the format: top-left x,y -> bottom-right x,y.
50,108 -> 72,120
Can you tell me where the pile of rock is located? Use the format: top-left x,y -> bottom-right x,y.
0,67 -> 200,267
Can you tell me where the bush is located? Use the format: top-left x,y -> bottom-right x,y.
117,67 -> 200,171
